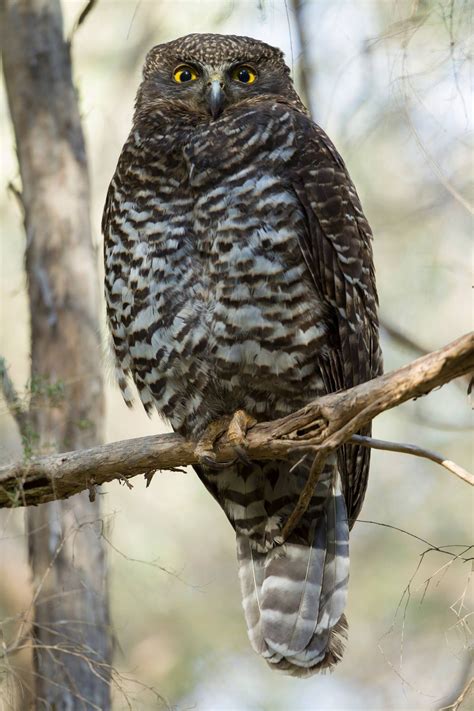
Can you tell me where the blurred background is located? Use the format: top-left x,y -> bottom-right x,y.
0,1 -> 472,709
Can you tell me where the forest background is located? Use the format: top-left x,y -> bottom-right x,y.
0,1 -> 472,709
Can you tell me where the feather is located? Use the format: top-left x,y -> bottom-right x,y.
290,114 -> 383,518
236,460 -> 350,676
103,34 -> 382,675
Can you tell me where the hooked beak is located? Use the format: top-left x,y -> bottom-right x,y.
207,79 -> 226,119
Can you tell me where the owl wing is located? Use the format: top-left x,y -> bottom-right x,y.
289,116 -> 383,521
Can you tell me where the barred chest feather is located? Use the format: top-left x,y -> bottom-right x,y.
104,104 -> 328,435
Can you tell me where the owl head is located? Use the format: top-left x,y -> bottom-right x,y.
135,33 -> 305,124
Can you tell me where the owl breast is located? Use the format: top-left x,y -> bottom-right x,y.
105,107 -> 328,435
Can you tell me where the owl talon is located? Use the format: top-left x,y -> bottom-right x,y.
233,444 -> 253,466
195,415 -> 232,469
198,454 -> 236,470
195,410 -> 256,470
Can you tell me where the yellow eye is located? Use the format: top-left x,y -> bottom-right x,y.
173,65 -> 199,83
232,65 -> 257,84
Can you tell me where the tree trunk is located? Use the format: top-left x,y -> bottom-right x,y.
1,1 -> 111,708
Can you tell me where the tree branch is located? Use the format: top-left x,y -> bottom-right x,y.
350,434 -> 473,486
0,356 -> 29,439
68,0 -> 99,42
1,332 -> 472,512
439,676 -> 473,711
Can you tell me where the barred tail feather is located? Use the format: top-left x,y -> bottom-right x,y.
237,476 -> 349,676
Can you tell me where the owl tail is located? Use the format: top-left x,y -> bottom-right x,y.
236,476 -> 349,676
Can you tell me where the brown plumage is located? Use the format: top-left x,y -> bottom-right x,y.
103,33 -> 382,676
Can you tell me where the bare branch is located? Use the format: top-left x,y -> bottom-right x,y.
380,318 -> 470,396
7,180 -> 25,216
281,449 -> 327,540
0,332 -> 472,513
439,676 -> 473,711
380,318 -> 429,355
68,0 -> 98,42
0,356 -> 29,438
350,434 -> 474,486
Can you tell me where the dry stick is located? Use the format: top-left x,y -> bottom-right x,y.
351,434 -> 473,486
0,332 -> 472,513
439,677 -> 473,711
280,450 -> 329,541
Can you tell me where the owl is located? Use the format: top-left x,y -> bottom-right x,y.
103,33 -> 382,676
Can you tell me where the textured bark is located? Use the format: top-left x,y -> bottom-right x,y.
1,332 -> 472,511
1,1 -> 111,708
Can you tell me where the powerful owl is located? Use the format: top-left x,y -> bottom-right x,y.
103,33 -> 382,676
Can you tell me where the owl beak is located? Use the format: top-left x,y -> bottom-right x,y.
207,79 -> 226,119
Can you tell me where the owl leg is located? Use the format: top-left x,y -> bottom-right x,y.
195,416 -> 231,468
195,410 -> 256,469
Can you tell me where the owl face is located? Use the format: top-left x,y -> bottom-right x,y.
136,33 -> 300,124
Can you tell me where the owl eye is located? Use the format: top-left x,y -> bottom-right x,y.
232,65 -> 257,84
173,65 -> 199,83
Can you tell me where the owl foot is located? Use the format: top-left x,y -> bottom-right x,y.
195,416 -> 233,469
195,410 -> 257,470
227,409 -> 257,465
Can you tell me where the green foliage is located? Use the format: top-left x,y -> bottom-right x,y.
21,423 -> 39,460
26,374 -> 65,405
75,417 -> 94,431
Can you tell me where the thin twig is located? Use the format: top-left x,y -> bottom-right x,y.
0,355 -> 29,438
380,319 -> 470,394
380,319 -> 428,355
281,450 -> 328,540
7,181 -> 25,216
68,0 -> 99,42
439,676 -> 473,711
350,434 -> 473,486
